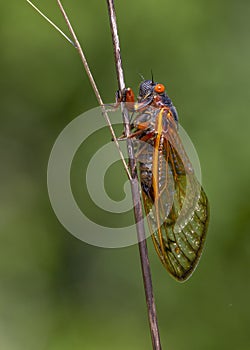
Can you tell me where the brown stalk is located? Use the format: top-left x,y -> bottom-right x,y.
28,0 -> 162,348
106,1 -> 162,349
56,0 -> 132,180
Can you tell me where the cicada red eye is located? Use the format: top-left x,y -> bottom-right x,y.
154,83 -> 165,94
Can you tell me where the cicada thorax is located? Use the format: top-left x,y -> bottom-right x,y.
131,104 -> 177,224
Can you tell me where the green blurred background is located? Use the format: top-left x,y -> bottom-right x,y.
1,0 -> 250,349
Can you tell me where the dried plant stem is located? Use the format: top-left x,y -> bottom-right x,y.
26,0 -> 75,46
55,0 -> 132,180
106,1 -> 162,349
26,0 -> 131,180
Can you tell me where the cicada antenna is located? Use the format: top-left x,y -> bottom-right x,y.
138,72 -> 145,81
151,69 -> 154,84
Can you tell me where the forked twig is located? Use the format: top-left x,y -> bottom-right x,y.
106,1 -> 162,349
56,0 -> 132,180
26,0 -> 75,46
26,0 -> 131,180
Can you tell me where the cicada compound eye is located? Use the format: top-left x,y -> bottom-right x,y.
154,83 -> 165,94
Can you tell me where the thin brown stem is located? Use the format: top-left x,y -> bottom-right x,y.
26,0 -> 75,46
56,0 -> 132,180
27,0 -> 131,178
106,1 -> 162,349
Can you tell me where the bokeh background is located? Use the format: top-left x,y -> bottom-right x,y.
1,0 -> 250,349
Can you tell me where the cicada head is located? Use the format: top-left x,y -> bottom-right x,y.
138,80 -> 167,103
138,80 -> 155,99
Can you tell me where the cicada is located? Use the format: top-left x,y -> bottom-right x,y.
119,80 -> 209,281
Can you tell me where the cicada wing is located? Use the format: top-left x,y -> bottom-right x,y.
140,121 -> 209,281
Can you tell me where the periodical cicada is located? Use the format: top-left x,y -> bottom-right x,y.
119,79 -> 209,281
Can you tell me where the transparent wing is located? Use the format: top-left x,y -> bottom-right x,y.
139,114 -> 209,281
